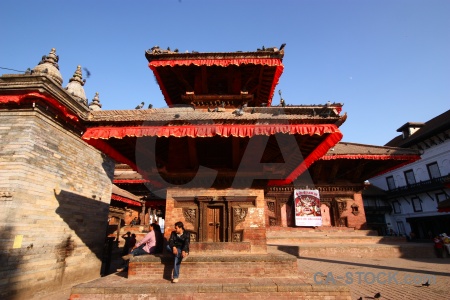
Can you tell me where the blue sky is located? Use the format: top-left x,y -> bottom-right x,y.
1,0 -> 449,146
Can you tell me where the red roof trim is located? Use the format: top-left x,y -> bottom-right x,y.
0,92 -> 79,122
320,154 -> 421,161
83,138 -> 164,188
82,124 -> 340,140
114,179 -> 151,184
268,130 -> 343,186
149,58 -> 284,106
111,194 -> 142,206
149,58 -> 283,68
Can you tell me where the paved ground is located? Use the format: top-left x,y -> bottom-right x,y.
298,256 -> 450,300
53,246 -> 450,300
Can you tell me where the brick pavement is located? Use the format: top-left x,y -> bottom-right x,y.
297,256 -> 450,300
60,238 -> 450,299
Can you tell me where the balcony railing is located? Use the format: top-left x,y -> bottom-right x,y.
386,174 -> 450,199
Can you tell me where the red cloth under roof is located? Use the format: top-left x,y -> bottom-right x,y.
149,58 -> 283,68
82,124 -> 340,139
0,92 -> 79,122
83,123 -> 343,187
111,194 -> 142,207
320,154 -> 420,161
114,179 -> 151,184
149,58 -> 284,107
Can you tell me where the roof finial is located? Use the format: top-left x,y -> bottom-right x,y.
89,92 -> 102,111
279,90 -> 285,107
69,65 -> 85,86
66,65 -> 87,105
32,48 -> 63,85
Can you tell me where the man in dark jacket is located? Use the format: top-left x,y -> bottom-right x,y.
167,221 -> 190,283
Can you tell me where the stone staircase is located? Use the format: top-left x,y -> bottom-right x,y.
70,251 -> 352,299
70,226 -> 435,299
267,226 -> 434,258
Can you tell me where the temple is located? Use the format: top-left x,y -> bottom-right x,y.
0,46 -> 421,299
81,45 -> 419,250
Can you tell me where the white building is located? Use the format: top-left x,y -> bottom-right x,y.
368,109 -> 450,239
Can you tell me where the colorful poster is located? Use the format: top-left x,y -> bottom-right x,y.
294,189 -> 322,227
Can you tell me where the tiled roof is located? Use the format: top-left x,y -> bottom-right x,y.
385,109 -> 450,147
145,46 -> 285,62
111,184 -> 141,202
86,106 -> 344,124
325,142 -> 420,156
362,184 -> 387,196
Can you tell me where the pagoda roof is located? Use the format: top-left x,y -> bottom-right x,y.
145,45 -> 286,108
302,142 -> 421,184
111,184 -> 143,207
82,104 -> 346,188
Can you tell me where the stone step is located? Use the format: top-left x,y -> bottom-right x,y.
190,241 -> 252,254
267,235 -> 407,244
128,253 -> 298,279
267,227 -> 378,237
70,276 -> 352,300
267,243 -> 435,258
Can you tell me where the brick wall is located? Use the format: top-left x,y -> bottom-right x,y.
0,109 -> 114,299
165,188 -> 267,253
341,193 -> 367,229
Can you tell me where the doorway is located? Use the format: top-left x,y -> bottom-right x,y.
205,205 -> 224,242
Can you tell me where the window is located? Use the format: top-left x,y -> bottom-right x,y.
404,169 -> 416,185
386,176 -> 396,190
392,201 -> 401,214
427,162 -> 441,179
436,192 -> 447,203
411,197 -> 422,212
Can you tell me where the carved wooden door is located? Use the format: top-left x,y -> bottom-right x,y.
330,200 -> 340,227
206,206 -> 223,242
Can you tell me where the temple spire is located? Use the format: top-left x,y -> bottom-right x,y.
66,65 -> 87,105
89,92 -> 102,111
32,48 -> 63,85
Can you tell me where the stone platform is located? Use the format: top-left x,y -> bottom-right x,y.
128,253 -> 298,279
266,226 -> 433,258
70,226 -> 433,299
70,250 -> 352,299
70,275 -> 351,300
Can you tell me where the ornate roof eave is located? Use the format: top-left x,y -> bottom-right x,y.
145,49 -> 285,62
145,46 -> 286,107
321,142 -> 421,158
0,74 -> 91,120
85,105 -> 345,124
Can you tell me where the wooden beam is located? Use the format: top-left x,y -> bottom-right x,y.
201,66 -> 208,94
255,66 -> 265,103
327,162 -> 340,183
172,68 -> 194,92
188,138 -> 198,169
232,137 -> 240,169
352,163 -> 365,181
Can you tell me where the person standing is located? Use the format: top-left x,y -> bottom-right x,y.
167,221 -> 190,283
121,232 -> 132,256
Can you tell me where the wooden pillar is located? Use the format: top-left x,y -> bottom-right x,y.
141,203 -> 146,225
116,217 -> 122,242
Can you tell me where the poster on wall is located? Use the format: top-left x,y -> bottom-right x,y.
294,189 -> 322,227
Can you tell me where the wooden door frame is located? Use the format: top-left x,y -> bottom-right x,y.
200,201 -> 227,242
